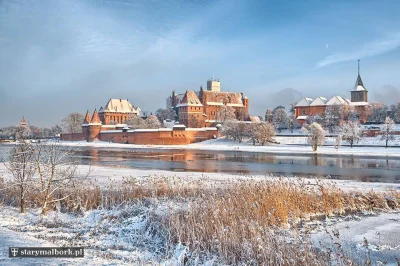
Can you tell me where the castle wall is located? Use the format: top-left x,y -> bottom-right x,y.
62,128 -> 219,145
60,133 -> 86,141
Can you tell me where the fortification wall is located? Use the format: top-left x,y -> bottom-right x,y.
60,133 -> 86,141
61,128 -> 219,145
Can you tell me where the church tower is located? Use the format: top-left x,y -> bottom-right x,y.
351,60 -> 368,102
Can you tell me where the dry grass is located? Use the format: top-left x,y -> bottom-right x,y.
0,175 -> 399,265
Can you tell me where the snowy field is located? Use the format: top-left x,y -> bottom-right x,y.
1,164 -> 400,264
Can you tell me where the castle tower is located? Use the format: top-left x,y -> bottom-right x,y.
351,60 -> 368,102
82,110 -> 91,140
207,78 -> 221,92
20,117 -> 27,126
88,109 -> 102,142
177,91 -> 204,128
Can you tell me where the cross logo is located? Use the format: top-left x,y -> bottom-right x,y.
10,248 -> 19,257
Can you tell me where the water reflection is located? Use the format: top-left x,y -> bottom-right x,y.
1,144 -> 400,183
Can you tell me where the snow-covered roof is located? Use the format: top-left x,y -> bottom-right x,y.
102,99 -> 139,113
326,96 -> 349,106
176,91 -> 203,107
173,124 -> 186,128
296,116 -> 308,120
310,97 -> 327,106
295,97 -> 313,107
206,102 -> 224,106
101,125 -> 116,128
350,101 -> 370,106
226,103 -> 245,107
352,74 -> 367,92
185,128 -> 206,131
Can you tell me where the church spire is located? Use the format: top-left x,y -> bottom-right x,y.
353,59 -> 366,91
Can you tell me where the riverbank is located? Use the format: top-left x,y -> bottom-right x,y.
0,169 -> 399,265
2,136 -> 400,158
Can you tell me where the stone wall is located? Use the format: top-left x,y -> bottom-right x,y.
61,128 -> 219,145
60,133 -> 86,141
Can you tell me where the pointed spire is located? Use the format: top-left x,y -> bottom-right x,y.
20,116 -> 27,126
353,59 -> 367,91
83,110 -> 91,124
90,109 -> 102,124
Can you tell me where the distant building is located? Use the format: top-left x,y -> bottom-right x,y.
97,99 -> 141,125
294,60 -> 370,124
170,78 -> 250,127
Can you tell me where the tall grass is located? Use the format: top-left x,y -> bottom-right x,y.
0,175 -> 398,265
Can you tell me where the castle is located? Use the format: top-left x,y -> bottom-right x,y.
167,79 -> 250,127
61,98 -> 219,144
294,60 -> 370,124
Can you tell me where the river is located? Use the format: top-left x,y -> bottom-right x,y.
1,144 -> 399,183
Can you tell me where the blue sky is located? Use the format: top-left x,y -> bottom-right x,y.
0,0 -> 400,126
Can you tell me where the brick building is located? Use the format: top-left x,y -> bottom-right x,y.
98,99 -> 141,125
294,61 -> 370,124
170,79 -> 250,127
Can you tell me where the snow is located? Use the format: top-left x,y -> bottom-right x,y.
310,212 -> 400,265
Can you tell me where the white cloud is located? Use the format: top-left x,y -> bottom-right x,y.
317,34 -> 400,67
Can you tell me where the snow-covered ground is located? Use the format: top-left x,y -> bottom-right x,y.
310,212 -> 400,265
1,164 -> 400,264
12,135 -> 400,158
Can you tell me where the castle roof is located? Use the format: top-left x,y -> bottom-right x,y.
352,74 -> 367,92
202,91 -> 244,107
20,116 -> 27,126
90,109 -> 102,124
101,99 -> 138,113
326,96 -> 350,106
177,91 -> 203,107
310,97 -> 327,106
83,110 -> 91,124
295,97 -> 313,107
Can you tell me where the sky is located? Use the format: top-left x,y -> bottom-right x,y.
0,0 -> 400,127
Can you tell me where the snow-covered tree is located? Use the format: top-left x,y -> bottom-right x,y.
324,105 -> 342,133
341,120 -> 362,148
61,112 -> 84,133
51,125 -> 63,136
145,115 -> 161,129
125,116 -> 146,129
237,108 -> 248,121
4,142 -> 36,213
367,104 -> 388,124
381,116 -> 395,148
34,143 -> 86,215
390,103 -> 400,123
222,121 -> 249,143
216,106 -> 236,123
253,122 -> 275,146
304,122 -> 326,151
155,108 -> 177,123
272,107 -> 288,132
265,109 -> 273,123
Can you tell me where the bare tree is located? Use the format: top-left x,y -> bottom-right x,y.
155,108 -> 177,122
61,112 -> 84,133
381,116 -> 395,148
254,123 -> 275,146
304,122 -> 326,151
216,106 -> 236,123
368,104 -> 388,124
125,116 -> 146,129
390,102 -> 400,123
144,115 -> 161,129
237,108 -> 248,121
34,144 -> 83,215
324,105 -> 342,133
4,142 -> 36,213
222,121 -> 248,143
272,107 -> 288,133
342,120 -> 362,148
